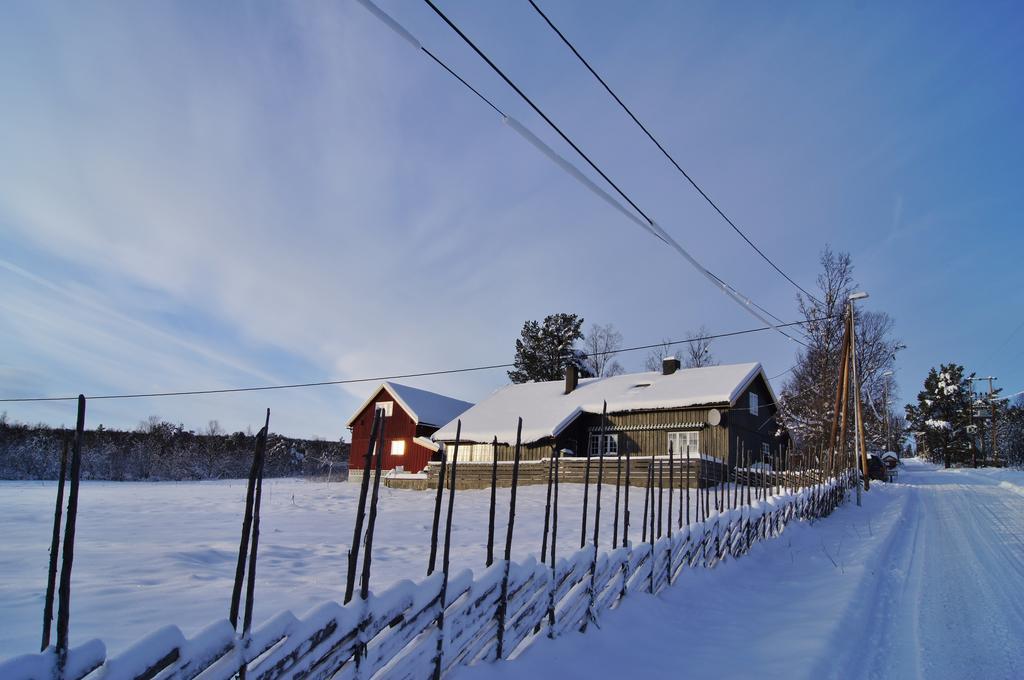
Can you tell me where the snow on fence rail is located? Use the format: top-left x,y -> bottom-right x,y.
2,473 -> 852,680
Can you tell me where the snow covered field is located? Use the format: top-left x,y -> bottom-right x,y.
3,460 -> 1022,679
0,475 -> 683,659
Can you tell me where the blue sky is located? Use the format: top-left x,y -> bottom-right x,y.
1,1 -> 1021,438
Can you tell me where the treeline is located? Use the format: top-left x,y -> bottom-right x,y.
0,417 -> 349,481
1000,397 -> 1024,468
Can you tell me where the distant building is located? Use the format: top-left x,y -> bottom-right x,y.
346,382 -> 473,474
432,359 -> 784,467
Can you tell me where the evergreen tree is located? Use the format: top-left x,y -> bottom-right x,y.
905,364 -> 974,468
998,396 -> 1024,467
508,313 -> 591,383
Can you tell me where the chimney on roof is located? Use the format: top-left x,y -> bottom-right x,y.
565,364 -> 578,394
662,356 -> 681,375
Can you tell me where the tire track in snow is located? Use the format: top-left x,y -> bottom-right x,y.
857,464 -> 1024,680
807,487 -> 916,680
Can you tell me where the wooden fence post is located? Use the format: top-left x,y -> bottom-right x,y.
547,446 -> 559,636
243,410 -> 270,639
685,447 -> 690,526
580,440 -> 592,549
495,418 -> 522,660
360,411 -> 387,599
55,395 -> 85,676
622,450 -> 631,548
486,436 -> 498,567
541,447 -> 555,563
648,458 -> 656,594
657,461 -> 664,539
694,451 -> 701,523
641,458 -> 651,543
346,410 -> 381,601
703,456 -> 711,519
41,433 -> 68,651
668,445 -> 674,538
612,440 -> 623,549
432,421 -> 461,680
231,416 -> 263,624
582,403 -> 608,631
734,452 -> 740,510
715,460 -> 721,513
745,446 -> 752,507
426,418 -> 447,577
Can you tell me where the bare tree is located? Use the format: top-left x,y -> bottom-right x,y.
137,415 -> 163,434
683,325 -> 718,368
644,339 -> 676,372
205,419 -> 225,437
779,246 -> 902,451
583,323 -> 626,377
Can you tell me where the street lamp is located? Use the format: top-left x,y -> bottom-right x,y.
849,291 -> 869,501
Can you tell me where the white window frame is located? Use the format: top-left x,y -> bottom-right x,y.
589,433 -> 619,457
375,401 -> 394,417
390,439 -> 406,457
667,431 -> 701,458
761,442 -> 770,458
749,393 -> 759,416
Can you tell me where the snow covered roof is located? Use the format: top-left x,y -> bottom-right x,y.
346,382 -> 473,428
433,362 -> 774,445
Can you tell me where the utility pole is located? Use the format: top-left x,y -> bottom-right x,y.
969,386 -> 977,468
849,292 -> 870,497
969,376 -> 998,466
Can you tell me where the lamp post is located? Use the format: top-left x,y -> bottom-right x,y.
849,291 -> 869,500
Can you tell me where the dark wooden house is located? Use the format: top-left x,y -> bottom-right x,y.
347,382 -> 473,475
432,359 -> 785,468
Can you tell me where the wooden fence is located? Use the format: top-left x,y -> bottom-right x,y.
3,472 -> 852,680
416,455 -> 727,491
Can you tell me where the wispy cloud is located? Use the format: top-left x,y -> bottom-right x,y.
2,1 -> 1021,435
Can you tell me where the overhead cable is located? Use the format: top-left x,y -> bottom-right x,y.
0,318 -> 825,403
358,0 -> 808,347
525,0 -> 822,304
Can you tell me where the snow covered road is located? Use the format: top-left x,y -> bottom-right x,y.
461,460 -> 1024,680
835,460 -> 1024,679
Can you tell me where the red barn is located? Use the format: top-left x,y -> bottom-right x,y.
346,382 -> 473,474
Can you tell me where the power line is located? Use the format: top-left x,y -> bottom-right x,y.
423,46 -> 506,116
0,318 -> 825,403
709,271 -> 803,337
410,0 -> 807,347
421,0 -> 655,227
988,318 -> 1024,363
358,0 -> 808,347
525,0 -> 822,305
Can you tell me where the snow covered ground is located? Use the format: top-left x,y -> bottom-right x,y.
0,475 -> 700,659
460,459 -> 1024,680
3,460 -> 1022,679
